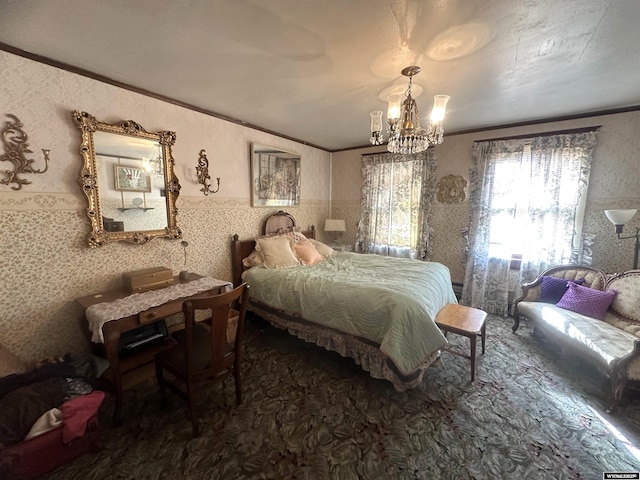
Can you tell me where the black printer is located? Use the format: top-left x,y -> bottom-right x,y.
118,319 -> 169,355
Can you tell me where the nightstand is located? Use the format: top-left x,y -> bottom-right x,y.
331,244 -> 353,252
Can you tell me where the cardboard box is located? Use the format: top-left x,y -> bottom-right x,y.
123,267 -> 174,293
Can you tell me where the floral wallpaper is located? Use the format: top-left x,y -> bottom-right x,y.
2,48 -> 640,366
0,51 -> 330,363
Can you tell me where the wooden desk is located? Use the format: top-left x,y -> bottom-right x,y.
76,274 -> 230,420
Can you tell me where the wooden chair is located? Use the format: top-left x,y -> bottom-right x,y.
155,283 -> 249,437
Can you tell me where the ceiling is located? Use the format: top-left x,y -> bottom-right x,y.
2,0 -> 640,152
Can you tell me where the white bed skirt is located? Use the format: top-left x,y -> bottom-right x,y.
249,303 -> 441,392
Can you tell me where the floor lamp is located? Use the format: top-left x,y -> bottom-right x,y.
604,209 -> 640,269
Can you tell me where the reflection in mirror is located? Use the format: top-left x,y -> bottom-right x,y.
250,143 -> 301,207
72,111 -> 182,247
95,132 -> 167,232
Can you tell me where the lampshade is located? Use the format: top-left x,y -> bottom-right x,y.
370,111 -> 383,132
324,219 -> 346,232
430,95 -> 450,122
386,94 -> 402,120
604,209 -> 637,226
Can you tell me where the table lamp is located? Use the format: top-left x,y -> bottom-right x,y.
324,219 -> 346,244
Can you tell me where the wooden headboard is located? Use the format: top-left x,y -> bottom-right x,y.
231,211 -> 315,287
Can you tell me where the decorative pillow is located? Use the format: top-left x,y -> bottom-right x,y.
283,230 -> 307,244
309,238 -> 336,258
556,283 -> 617,320
293,239 -> 325,266
0,343 -> 29,378
255,235 -> 300,268
242,249 -> 263,268
539,276 -> 585,304
256,230 -> 307,244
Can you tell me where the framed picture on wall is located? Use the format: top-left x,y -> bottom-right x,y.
113,165 -> 152,192
250,143 -> 301,207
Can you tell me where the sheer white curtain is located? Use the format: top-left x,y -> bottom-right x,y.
461,131 -> 597,316
356,150 -> 436,259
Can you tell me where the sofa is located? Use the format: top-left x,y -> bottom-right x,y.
513,265 -> 640,412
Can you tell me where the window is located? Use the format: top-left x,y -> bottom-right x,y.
487,143 -> 587,265
461,131 -> 597,316
356,150 -> 436,259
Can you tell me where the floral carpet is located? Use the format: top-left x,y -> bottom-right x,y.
49,314 -> 640,479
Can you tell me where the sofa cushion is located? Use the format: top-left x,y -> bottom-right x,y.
556,283 -> 617,320
517,302 -> 638,373
539,276 -> 585,304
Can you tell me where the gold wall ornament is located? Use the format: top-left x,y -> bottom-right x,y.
436,174 -> 467,204
0,114 -> 50,190
195,149 -> 220,195
72,110 -> 182,247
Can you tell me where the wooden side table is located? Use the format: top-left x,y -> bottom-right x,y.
75,274 -> 230,421
435,303 -> 487,381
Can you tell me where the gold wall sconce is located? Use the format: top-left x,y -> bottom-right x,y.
195,149 -> 220,195
1,114 -> 50,190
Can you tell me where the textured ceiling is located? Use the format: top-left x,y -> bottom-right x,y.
1,0 -> 640,151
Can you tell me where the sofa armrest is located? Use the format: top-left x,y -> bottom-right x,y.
606,270 -> 640,322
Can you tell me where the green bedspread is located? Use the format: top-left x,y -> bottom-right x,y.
244,252 -> 457,374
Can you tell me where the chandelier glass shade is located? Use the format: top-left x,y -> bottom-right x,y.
370,66 -> 450,155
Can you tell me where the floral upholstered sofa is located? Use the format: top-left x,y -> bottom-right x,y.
513,265 -> 640,411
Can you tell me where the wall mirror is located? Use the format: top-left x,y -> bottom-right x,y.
72,111 -> 182,247
250,143 -> 301,207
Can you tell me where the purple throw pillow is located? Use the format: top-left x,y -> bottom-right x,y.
539,276 -> 585,304
555,283 -> 617,320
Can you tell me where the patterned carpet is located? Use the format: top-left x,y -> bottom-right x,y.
49,314 -> 640,480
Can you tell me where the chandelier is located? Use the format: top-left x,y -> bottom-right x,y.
369,66 -> 450,155
143,143 -> 164,178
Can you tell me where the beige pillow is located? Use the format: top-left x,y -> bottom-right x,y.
256,235 -> 300,268
293,239 -> 325,266
309,238 -> 336,258
257,230 -> 307,244
242,249 -> 264,268
284,230 -> 307,244
0,343 -> 29,377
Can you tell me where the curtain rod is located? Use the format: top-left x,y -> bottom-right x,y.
475,125 -> 601,143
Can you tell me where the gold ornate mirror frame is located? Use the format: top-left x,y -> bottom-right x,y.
72,110 -> 182,247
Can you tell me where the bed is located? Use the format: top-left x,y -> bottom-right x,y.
231,211 -> 458,391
